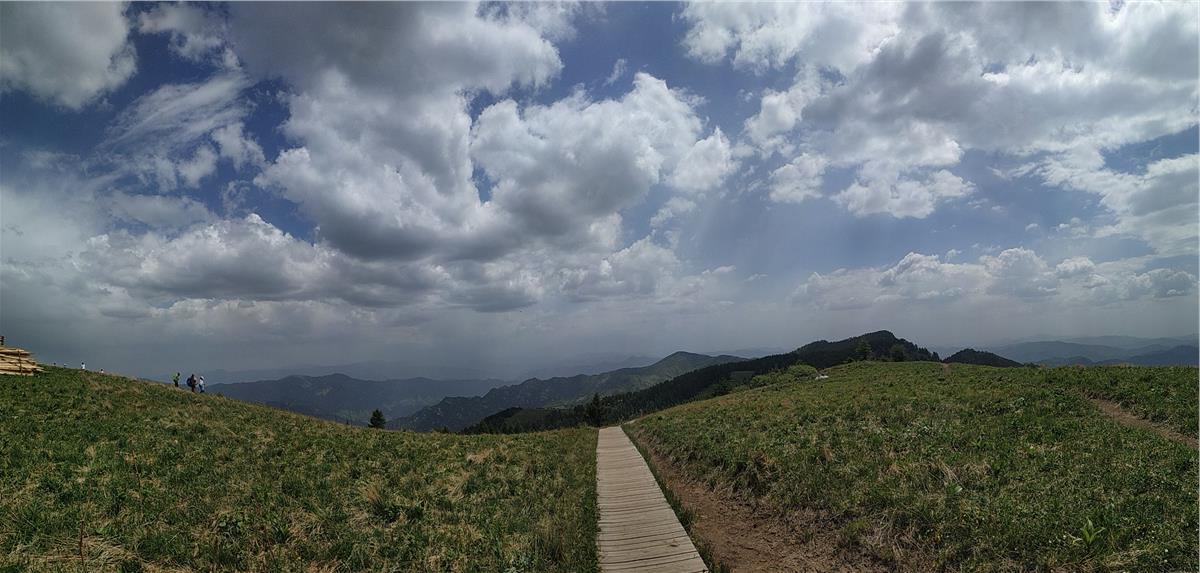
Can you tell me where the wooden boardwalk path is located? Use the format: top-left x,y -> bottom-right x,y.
596,426 -> 708,573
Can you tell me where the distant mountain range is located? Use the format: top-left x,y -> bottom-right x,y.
164,361 -> 503,385
1034,345 -> 1198,367
1056,335 -> 1198,349
206,332 -> 1195,430
514,354 -> 660,380
392,351 -> 743,431
467,330 -> 939,433
983,336 -> 1197,366
212,374 -> 507,425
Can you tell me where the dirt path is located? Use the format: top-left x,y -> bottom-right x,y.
630,432 -> 899,573
1089,398 -> 1198,449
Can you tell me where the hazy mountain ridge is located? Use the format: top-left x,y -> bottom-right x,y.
393,351 -> 744,431
1039,345 -> 1199,367
469,330 -> 939,433
516,354 -> 660,380
213,374 -> 506,425
210,334 -> 1195,429
987,338 -> 1198,366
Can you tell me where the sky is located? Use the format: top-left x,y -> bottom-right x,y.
1,2 -> 1197,380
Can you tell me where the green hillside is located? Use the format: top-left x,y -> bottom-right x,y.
472,330 -> 937,432
0,367 -> 597,572
943,348 -> 1024,367
628,362 -> 1198,571
394,351 -> 742,432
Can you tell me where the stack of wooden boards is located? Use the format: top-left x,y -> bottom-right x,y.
0,346 -> 43,376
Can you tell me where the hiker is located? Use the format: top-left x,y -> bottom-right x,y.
198,375 -> 206,393
80,362 -> 86,370
172,372 -> 180,388
187,374 -> 197,393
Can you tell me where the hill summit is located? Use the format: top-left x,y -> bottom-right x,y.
943,348 -> 1023,367
793,330 -> 938,367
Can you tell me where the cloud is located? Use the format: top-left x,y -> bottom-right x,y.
796,251 -> 986,312
471,72 -> 722,250
686,2 -> 1198,228
85,214 -> 329,302
742,70 -> 822,154
981,247 -> 1057,299
108,192 -> 213,229
229,3 -> 564,96
211,122 -> 266,170
768,153 -> 826,203
105,73 -> 250,153
138,2 -> 230,65
0,2 -> 136,109
650,197 -> 697,230
237,3 -> 586,267
97,73 -> 253,192
2,1 -> 1195,381
1055,257 -> 1096,278
34,5 -> 725,320
680,3 -> 900,72
561,238 -> 681,302
1075,265 -> 1198,304
176,145 -> 218,188
794,248 -> 1193,311
1040,151 -> 1199,256
833,168 -> 973,218
670,127 -> 736,193
604,58 -> 627,86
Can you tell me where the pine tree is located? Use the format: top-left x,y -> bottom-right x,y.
855,339 -> 873,361
369,409 -> 386,429
585,393 -> 605,426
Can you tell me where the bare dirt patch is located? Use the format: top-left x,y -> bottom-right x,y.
1089,398 -> 1198,449
632,436 -> 909,573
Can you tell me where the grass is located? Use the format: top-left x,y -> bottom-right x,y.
1041,365 -> 1198,438
624,429 -> 730,573
0,367 -> 598,572
628,361 -> 1198,572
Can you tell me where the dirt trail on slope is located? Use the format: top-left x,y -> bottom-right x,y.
1089,398 -> 1197,449
631,435 -> 910,573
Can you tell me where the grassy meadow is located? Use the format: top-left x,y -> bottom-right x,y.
0,367 -> 598,572
1043,365 -> 1197,438
628,361 -> 1198,572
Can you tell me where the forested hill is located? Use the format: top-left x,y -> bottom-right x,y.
214,374 -> 505,425
468,330 -> 937,433
393,351 -> 742,431
943,348 -> 1024,367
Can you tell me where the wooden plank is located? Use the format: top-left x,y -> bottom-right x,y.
596,426 -> 707,573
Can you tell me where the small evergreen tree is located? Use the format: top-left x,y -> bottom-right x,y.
585,393 -> 605,426
369,409 -> 386,429
889,344 -> 908,362
855,339 -> 873,361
